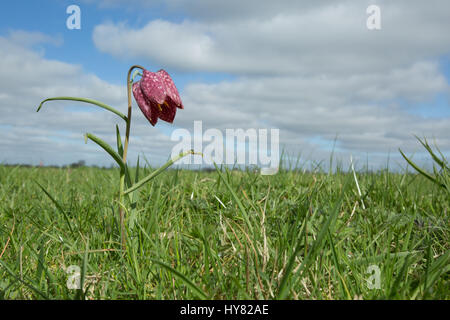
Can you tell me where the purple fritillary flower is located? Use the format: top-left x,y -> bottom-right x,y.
132,69 -> 183,126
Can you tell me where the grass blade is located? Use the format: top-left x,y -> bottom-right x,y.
0,259 -> 50,299
34,181 -> 74,235
150,259 -> 208,299
277,176 -> 350,299
416,136 -> 448,170
399,149 -> 446,189
213,162 -> 254,235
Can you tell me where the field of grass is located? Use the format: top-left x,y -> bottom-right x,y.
0,161 -> 448,299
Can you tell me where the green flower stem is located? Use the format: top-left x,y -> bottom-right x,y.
118,65 -> 145,250
119,168 -> 126,249
84,132 -> 128,249
123,65 -> 145,164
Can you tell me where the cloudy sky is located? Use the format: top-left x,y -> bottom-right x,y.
0,0 -> 449,170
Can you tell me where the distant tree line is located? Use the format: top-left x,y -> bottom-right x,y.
1,160 -> 109,169
1,161 -> 276,172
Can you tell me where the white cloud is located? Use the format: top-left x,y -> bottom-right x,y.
93,1 -> 450,75
175,65 -> 450,153
93,20 -> 213,71
7,30 -> 63,47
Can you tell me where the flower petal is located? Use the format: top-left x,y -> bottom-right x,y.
140,69 -> 166,105
158,101 -> 177,123
147,99 -> 162,126
133,82 -> 159,126
157,69 -> 184,109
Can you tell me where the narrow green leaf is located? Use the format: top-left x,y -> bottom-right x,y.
399,149 -> 446,189
131,70 -> 143,82
37,97 -> 127,122
34,181 -> 74,235
123,150 -> 196,195
0,259 -> 50,299
75,238 -> 89,300
213,162 -> 254,235
277,176 -> 350,299
328,230 -> 352,299
416,136 -> 448,170
116,125 -> 124,158
150,259 -> 208,299
388,254 -> 412,299
36,242 -> 45,284
85,133 -> 125,171
426,250 -> 450,288
30,244 -> 58,295
411,250 -> 449,299
135,156 -> 140,184
276,215 -> 307,299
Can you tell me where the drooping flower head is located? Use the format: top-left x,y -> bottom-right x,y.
132,69 -> 184,126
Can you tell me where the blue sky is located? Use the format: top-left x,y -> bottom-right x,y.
0,0 -> 449,170
0,1 -> 232,87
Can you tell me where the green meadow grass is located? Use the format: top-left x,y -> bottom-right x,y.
0,162 -> 448,299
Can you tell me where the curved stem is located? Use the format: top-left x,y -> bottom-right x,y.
119,64 -> 145,251
123,65 -> 145,163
